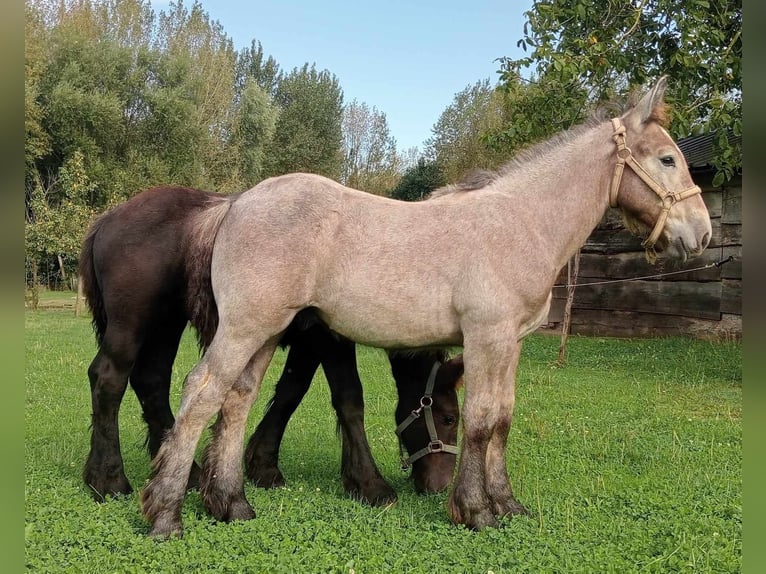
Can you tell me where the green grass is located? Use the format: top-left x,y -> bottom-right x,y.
25,305 -> 741,573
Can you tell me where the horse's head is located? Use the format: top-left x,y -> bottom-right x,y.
611,76 -> 712,263
390,353 -> 463,494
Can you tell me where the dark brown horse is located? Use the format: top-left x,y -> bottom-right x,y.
79,185 -> 462,507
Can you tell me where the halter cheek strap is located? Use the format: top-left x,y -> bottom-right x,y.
395,361 -> 460,470
610,118 -> 702,263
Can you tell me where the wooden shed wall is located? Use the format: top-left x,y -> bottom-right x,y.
539,171 -> 742,339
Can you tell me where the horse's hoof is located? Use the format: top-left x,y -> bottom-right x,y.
148,516 -> 183,540
247,466 -> 286,489
494,497 -> 529,519
224,497 -> 256,522
84,470 -> 133,501
343,476 -> 397,507
352,486 -> 398,507
447,494 -> 500,531
203,490 -> 256,523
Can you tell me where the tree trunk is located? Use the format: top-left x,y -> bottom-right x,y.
57,254 -> 67,282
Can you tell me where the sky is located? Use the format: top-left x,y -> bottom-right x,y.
151,0 -> 533,152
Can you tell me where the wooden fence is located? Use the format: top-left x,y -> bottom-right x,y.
540,170 -> 742,340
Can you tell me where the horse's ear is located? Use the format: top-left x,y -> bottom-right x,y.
638,76 -> 668,122
626,76 -> 668,127
439,355 -> 464,390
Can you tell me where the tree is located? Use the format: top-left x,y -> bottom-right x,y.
388,159 -> 446,202
227,78 -> 279,188
264,64 -> 344,179
499,0 -> 741,185
235,40 -> 281,98
341,99 -> 399,194
26,150 -> 95,293
425,79 -> 508,182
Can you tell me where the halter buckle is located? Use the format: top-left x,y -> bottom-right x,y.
428,440 -> 444,453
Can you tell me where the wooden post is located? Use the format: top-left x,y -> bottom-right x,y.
557,249 -> 581,365
74,275 -> 84,317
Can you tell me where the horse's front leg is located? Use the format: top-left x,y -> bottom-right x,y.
201,343 -> 277,522
447,332 -> 520,530
245,339 -> 320,488
483,343 -> 528,519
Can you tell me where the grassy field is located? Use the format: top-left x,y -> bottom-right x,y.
25,300 -> 741,573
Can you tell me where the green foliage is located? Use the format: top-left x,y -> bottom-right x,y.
498,0 -> 741,181
25,308 -> 741,572
424,79 -> 509,182
264,63 -> 345,179
341,99 -> 399,194
228,79 -> 279,188
388,159 -> 446,202
25,151 -> 95,263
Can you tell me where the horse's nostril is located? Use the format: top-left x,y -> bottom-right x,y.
702,231 -> 711,249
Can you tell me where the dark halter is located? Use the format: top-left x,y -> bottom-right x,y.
395,361 -> 460,470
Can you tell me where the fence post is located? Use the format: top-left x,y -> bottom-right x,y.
557,249 -> 581,365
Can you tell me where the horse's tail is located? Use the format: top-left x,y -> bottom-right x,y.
79,214 -> 108,345
185,195 -> 236,350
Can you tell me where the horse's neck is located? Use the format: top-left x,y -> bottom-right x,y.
497,123 -> 613,271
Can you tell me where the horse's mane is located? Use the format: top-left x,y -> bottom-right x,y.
428,93 -> 669,199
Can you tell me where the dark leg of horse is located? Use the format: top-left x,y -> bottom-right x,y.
319,337 -> 397,506
83,331 -> 139,500
244,342 -> 321,488
129,314 -> 201,490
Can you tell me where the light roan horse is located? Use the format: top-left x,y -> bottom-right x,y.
79,185 -> 462,506
141,77 -> 711,537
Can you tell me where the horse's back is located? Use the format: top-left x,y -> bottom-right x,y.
214,174 -> 466,347
89,186 -> 223,322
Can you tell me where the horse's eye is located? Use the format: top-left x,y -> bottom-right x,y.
442,415 -> 457,426
660,155 -> 676,167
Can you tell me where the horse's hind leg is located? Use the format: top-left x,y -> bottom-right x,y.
83,332 -> 139,500
244,340 -> 321,488
200,343 -> 278,523
317,333 -> 397,506
129,314 -> 201,490
141,330 -> 275,538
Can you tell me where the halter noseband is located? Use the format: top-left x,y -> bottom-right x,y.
609,117 -> 702,263
395,361 -> 459,470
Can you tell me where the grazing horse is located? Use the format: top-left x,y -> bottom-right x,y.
79,186 -> 463,507
140,77 -> 712,537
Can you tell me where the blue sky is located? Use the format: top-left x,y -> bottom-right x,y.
151,0 -> 533,152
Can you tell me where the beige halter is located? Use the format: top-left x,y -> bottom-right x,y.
610,117 -> 701,263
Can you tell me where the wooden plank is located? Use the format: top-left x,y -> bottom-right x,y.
721,279 -> 742,314
701,189 -> 723,218
555,309 -> 740,340
722,186 -> 742,225
721,223 -> 742,247
583,228 -> 645,254
547,297 -> 566,324
563,249 -> 725,282
567,280 -> 722,320
721,246 -> 742,279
